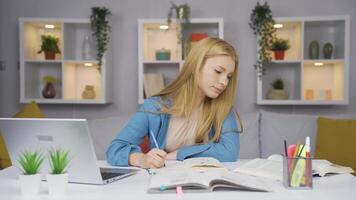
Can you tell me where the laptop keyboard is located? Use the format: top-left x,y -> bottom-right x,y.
101,171 -> 124,180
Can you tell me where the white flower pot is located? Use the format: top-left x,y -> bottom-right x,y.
19,174 -> 41,195
47,173 -> 68,196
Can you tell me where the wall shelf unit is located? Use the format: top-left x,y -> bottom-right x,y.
19,18 -> 112,104
138,18 -> 224,104
257,16 -> 350,105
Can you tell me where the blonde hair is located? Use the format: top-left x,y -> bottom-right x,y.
156,37 -> 239,143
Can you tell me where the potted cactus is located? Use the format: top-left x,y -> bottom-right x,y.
17,150 -> 44,195
46,148 -> 70,196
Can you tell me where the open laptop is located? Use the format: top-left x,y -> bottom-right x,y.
0,118 -> 140,185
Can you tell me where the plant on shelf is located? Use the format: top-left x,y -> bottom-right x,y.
90,6 -> 112,68
249,1 -> 276,77
42,75 -> 57,99
37,35 -> 61,60
47,148 -> 70,196
167,2 -> 191,45
270,37 -> 290,60
267,78 -> 289,100
17,150 -> 44,195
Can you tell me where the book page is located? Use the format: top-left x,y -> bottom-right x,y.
147,171 -> 210,193
149,157 -> 226,175
234,158 -> 283,181
313,160 -> 354,176
183,157 -> 226,169
207,171 -> 271,192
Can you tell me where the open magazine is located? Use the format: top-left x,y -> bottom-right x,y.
147,170 -> 271,193
234,154 -> 354,181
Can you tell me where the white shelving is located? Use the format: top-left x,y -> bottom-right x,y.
138,18 -> 224,104
257,16 -> 350,105
19,18 -> 112,104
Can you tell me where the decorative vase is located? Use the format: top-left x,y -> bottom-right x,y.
47,173 -> 68,197
42,82 -> 56,98
82,85 -> 96,99
82,35 -> 93,60
323,42 -> 333,59
19,174 -> 41,196
308,40 -> 319,59
44,51 -> 56,60
274,50 -> 285,60
155,48 -> 171,60
266,89 -> 289,100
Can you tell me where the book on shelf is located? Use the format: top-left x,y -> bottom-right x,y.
143,73 -> 165,98
233,154 -> 354,181
147,170 -> 271,193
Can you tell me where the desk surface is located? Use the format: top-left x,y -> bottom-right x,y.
1,160 -> 356,200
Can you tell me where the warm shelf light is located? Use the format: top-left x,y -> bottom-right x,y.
159,25 -> 169,30
314,62 -> 324,66
45,24 -> 55,29
273,24 -> 283,28
84,63 -> 93,67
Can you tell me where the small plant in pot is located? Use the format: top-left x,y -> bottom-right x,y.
267,78 -> 289,99
37,35 -> 61,60
47,148 -> 70,196
270,37 -> 290,60
42,75 -> 57,98
17,150 -> 44,195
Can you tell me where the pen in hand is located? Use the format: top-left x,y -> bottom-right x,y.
149,130 -> 160,149
149,130 -> 166,167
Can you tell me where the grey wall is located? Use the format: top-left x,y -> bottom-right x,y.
0,0 -> 355,119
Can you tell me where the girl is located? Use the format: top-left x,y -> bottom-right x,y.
107,37 -> 241,168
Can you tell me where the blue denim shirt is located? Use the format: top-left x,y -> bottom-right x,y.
106,96 -> 240,166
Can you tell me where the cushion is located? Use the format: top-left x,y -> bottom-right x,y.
88,114 -> 133,160
238,112 -> 260,158
0,101 -> 45,169
315,117 -> 356,172
260,110 -> 317,158
13,101 -> 45,118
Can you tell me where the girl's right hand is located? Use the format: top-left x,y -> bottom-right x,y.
139,148 -> 167,169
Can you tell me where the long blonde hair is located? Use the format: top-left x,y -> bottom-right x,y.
156,37 -> 239,143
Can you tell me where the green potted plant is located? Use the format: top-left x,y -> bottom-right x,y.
17,150 -> 44,195
47,148 -> 70,196
37,35 -> 61,60
42,75 -> 57,99
90,7 -> 112,67
167,2 -> 191,45
267,78 -> 289,99
249,2 -> 276,77
270,37 -> 290,60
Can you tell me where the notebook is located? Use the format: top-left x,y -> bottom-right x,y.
147,170 -> 271,193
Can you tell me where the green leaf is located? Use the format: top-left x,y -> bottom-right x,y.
17,150 -> 44,175
48,148 -> 70,174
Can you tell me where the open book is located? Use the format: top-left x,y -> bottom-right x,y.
147,170 -> 271,193
149,157 -> 226,174
234,154 -> 354,181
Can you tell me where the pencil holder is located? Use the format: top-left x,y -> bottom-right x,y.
283,157 -> 313,189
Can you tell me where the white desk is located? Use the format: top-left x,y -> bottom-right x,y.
1,160 -> 355,200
